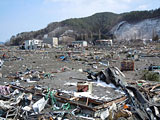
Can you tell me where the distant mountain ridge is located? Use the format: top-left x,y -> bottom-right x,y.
10,8 -> 160,45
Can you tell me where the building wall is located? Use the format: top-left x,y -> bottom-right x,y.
43,37 -> 58,47
96,39 -> 113,46
24,39 -> 42,50
25,40 -> 31,50
82,41 -> 88,47
43,38 -> 53,45
53,37 -> 58,47
72,41 -> 88,47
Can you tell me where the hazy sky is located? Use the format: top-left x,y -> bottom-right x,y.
0,0 -> 160,42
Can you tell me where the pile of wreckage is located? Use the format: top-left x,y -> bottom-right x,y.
6,68 -> 54,84
0,67 -> 160,120
5,66 -> 73,85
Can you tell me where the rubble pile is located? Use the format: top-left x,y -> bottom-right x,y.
0,67 -> 159,120
6,68 -> 55,84
0,44 -> 160,120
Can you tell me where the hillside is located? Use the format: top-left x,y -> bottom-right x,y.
10,8 -> 160,45
111,17 -> 160,40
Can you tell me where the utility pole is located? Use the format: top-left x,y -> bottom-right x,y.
152,28 -> 155,40
99,29 -> 101,40
90,32 -> 93,40
85,33 -> 88,41
81,33 -> 83,40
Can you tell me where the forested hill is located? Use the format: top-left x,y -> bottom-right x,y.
10,8 -> 160,45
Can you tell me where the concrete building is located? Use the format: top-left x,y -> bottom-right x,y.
96,39 -> 113,46
24,39 -> 42,50
71,41 -> 88,47
43,37 -> 58,47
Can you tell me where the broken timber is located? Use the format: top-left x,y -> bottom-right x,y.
9,85 -> 127,112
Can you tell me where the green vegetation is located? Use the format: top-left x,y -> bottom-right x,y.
142,70 -> 160,82
62,12 -> 119,33
9,8 -> 160,45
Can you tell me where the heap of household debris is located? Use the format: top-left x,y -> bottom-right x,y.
0,67 -> 159,120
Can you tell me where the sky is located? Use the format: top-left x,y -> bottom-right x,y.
0,0 -> 160,42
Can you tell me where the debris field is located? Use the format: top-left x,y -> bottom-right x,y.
0,45 -> 160,120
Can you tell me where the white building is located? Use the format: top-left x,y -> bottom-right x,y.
96,39 -> 113,46
71,41 -> 88,47
25,39 -> 43,50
